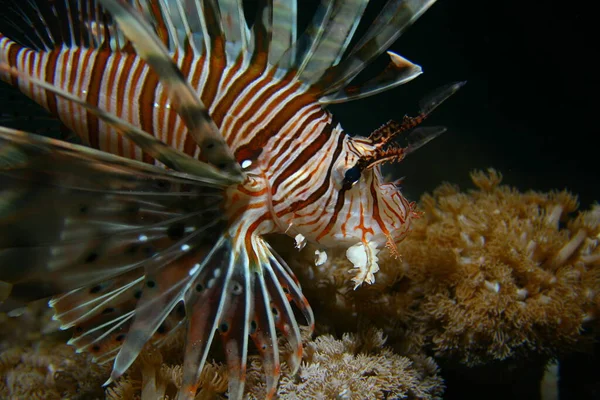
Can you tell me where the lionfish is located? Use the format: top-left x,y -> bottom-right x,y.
0,0 -> 461,398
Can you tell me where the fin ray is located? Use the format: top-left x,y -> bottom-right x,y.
296,0 -> 369,83
268,0 -> 297,67
218,0 -> 250,55
98,0 -> 243,179
318,0 -> 437,96
0,127 -> 227,300
320,51 -> 422,104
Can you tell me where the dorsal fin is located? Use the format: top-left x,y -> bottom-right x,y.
268,0 -> 297,67
0,0 -> 128,51
137,0 -> 177,49
138,0 -> 251,61
294,0 -> 369,82
319,51 -> 423,104
317,0 -> 438,97
218,0 -> 250,54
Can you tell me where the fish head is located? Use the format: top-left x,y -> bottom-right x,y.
326,135 -> 415,249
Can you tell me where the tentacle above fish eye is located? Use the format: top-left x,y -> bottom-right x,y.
355,81 -> 467,171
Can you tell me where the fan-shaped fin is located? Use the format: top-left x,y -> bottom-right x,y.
177,237 -> 234,399
266,243 -> 315,329
50,269 -> 144,329
53,275 -> 186,365
70,308 -> 136,363
249,265 -> 280,397
174,235 -> 313,400
0,127 -> 229,303
263,242 -> 314,372
215,247 -> 252,400
110,241 -> 214,381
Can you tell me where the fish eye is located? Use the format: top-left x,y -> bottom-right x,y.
342,165 -> 361,188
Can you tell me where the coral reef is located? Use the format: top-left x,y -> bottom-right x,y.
2,169 -> 598,398
1,309 -> 443,399
105,327 -> 442,399
103,326 -> 229,400
287,169 -> 600,366
245,328 -> 443,399
105,344 -> 229,400
0,303 -> 109,399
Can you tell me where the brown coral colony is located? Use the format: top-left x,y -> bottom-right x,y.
2,169 -> 599,398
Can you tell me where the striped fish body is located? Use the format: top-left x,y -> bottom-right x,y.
0,1 -> 457,398
0,40 -> 317,164
0,31 -> 413,249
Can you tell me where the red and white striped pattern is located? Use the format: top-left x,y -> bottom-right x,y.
0,28 -> 412,251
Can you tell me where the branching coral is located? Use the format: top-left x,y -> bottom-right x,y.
245,328 -> 443,399
106,349 -> 228,400
287,169 -> 600,366
1,302 -> 110,399
3,301 -> 440,399
106,328 -> 229,400
0,334 -> 109,399
106,327 -> 443,399
402,169 -> 600,364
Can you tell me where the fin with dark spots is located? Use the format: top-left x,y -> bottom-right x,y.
174,235 -> 314,400
262,241 -> 313,373
49,269 -> 144,330
50,268 -> 186,365
0,127 -> 228,303
108,240 -> 216,381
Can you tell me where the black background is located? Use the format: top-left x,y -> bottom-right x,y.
325,0 -> 596,208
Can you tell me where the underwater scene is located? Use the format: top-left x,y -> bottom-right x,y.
0,0 -> 596,399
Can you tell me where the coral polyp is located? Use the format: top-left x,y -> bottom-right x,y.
290,169 -> 600,365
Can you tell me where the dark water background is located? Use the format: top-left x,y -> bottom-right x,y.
330,0 -> 596,209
